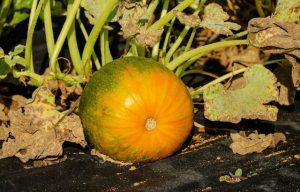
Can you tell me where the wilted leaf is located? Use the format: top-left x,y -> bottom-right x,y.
272,0 -> 300,23
230,131 -> 286,155
135,26 -> 164,47
203,65 -> 279,123
0,86 -> 86,163
174,11 -> 201,28
81,0 -> 117,24
199,3 -> 241,36
248,17 -> 300,58
117,2 -> 148,38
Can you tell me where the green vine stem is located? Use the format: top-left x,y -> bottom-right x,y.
151,0 -> 170,60
67,0 -> 83,76
255,0 -> 265,17
175,28 -> 197,75
160,17 -> 175,60
147,0 -> 196,32
82,0 -> 120,70
100,29 -> 113,66
49,0 -> 81,73
147,0 -> 160,18
222,31 -> 248,41
180,69 -> 218,79
166,40 -> 249,70
0,0 -> 12,34
44,0 -> 55,58
190,59 -> 285,98
25,0 -> 45,71
164,26 -> 190,64
76,15 -> 101,70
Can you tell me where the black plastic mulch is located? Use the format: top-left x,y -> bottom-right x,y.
0,102 -> 299,192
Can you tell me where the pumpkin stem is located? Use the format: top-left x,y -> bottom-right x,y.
145,118 -> 157,131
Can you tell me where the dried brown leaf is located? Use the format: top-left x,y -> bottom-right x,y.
230,131 -> 286,155
135,27 -> 164,47
248,17 -> 300,58
0,86 -> 86,163
174,11 -> 201,28
200,3 -> 241,36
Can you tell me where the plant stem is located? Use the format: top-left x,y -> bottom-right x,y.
161,17 -> 175,60
49,0 -> 81,73
255,0 -> 265,17
0,0 -> 12,35
180,69 -> 218,78
77,16 -> 101,70
44,0 -> 55,58
166,40 -> 249,70
152,0 -> 170,60
100,29 -> 113,66
164,26 -> 190,64
82,0 -> 119,69
147,0 -> 196,32
25,0 -> 46,71
185,28 -> 197,52
222,31 -> 248,41
67,0 -> 83,76
147,0 -> 160,18
190,59 -> 285,97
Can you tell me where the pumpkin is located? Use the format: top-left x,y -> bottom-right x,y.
79,57 -> 194,162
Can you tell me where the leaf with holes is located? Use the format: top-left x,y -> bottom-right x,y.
203,65 -> 279,123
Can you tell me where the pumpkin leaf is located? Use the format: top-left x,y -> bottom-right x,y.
272,0 -> 300,23
199,3 -> 241,36
135,26 -> 164,47
203,65 -> 279,123
174,11 -> 201,28
80,0 -> 118,25
230,131 -> 286,155
116,1 -> 148,38
0,86 -> 86,163
4,12 -> 29,27
13,0 -> 33,10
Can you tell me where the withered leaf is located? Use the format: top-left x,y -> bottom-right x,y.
117,2 -> 148,38
272,0 -> 300,23
174,11 -> 201,28
81,0 -> 118,25
248,17 -> 300,58
230,131 -> 286,155
203,65 -> 279,123
199,3 -> 241,36
135,27 -> 164,47
0,86 -> 86,163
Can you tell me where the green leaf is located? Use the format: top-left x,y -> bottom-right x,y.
199,3 -> 241,36
235,168 -> 243,177
203,65 -> 279,123
13,0 -> 33,10
0,59 -> 10,79
9,45 -> 25,57
5,12 -> 29,27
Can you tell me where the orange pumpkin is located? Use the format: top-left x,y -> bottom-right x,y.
79,57 -> 194,162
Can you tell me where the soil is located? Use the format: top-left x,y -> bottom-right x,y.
0,101 -> 299,192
